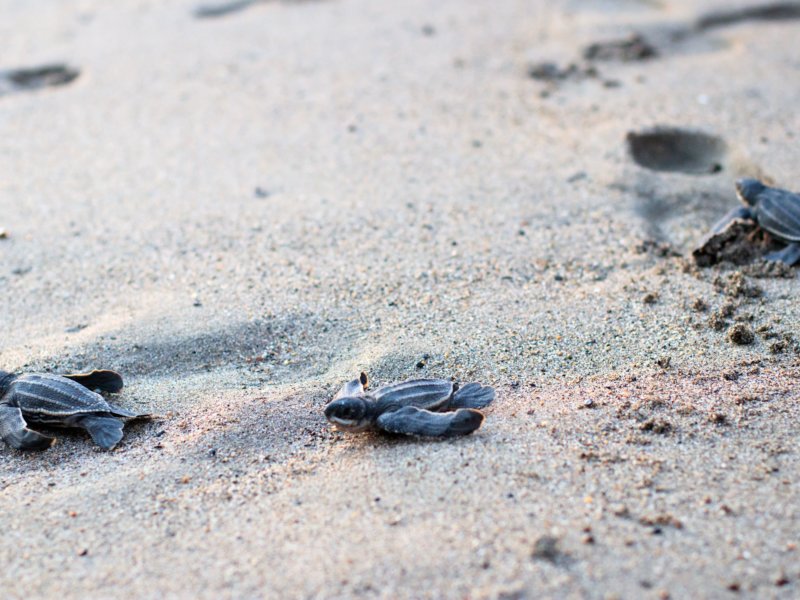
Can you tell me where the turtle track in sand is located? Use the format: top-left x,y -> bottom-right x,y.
56,313 -> 350,380
0,64 -> 79,97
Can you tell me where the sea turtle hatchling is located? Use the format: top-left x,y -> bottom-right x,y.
0,369 -> 147,451
708,178 -> 800,265
324,373 -> 495,438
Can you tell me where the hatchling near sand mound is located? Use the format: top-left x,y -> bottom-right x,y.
0,369 -> 148,451
695,178 -> 800,266
325,372 -> 495,438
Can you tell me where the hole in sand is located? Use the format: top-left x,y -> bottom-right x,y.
5,64 -> 80,91
627,127 -> 726,175
697,2 -> 800,30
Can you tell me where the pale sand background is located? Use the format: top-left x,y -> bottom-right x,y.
1,0 -> 799,598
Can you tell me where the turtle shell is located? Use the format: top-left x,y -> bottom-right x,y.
371,379 -> 455,411
755,186 -> 800,242
9,373 -> 113,418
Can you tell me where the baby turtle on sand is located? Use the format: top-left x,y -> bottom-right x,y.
325,373 -> 495,438
0,369 -> 147,451
705,178 -> 800,265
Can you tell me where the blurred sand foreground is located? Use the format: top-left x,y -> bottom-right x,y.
1,0 -> 799,598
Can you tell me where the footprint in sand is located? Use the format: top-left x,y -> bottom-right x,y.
696,2 -> 800,31
539,1 -> 800,86
194,0 -> 260,18
0,64 -> 80,97
194,0 -> 325,19
626,127 -> 726,176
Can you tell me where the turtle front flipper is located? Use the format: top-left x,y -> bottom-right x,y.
376,406 -> 484,437
332,372 -> 368,402
63,370 -> 124,393
765,242 -> 800,266
711,206 -> 756,234
0,405 -> 55,450
449,383 -> 495,409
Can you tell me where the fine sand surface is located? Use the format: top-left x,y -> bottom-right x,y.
1,0 -> 799,598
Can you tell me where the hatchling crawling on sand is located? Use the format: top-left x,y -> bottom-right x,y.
325,373 -> 495,437
703,178 -> 800,265
0,369 -> 147,450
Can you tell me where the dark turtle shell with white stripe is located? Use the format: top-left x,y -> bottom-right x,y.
709,178 -> 800,265
0,369 -> 147,451
324,372 -> 495,438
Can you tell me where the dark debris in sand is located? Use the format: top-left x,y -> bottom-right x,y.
583,34 -> 658,63
693,220 -> 795,277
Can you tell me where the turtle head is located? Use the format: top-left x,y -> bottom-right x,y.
0,371 -> 15,394
324,396 -> 372,432
332,372 -> 369,401
735,178 -> 766,206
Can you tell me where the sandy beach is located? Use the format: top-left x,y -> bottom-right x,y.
1,0 -> 799,597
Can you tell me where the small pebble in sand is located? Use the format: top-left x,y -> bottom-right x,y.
708,412 -> 727,425
708,312 -> 727,331
769,340 -> 787,354
531,536 -> 562,563
642,292 -> 658,305
691,298 -> 708,312
583,34 -> 657,62
656,356 -> 671,370
640,417 -> 671,434
611,504 -> 630,518
527,62 -> 574,81
715,272 -> 762,298
0,228 -> 7,239
421,24 -> 436,36
727,323 -> 755,345
774,573 -> 790,587
719,302 -> 737,317
639,513 -> 683,529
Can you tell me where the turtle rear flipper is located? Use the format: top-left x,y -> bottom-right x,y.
0,405 -> 55,450
63,370 -> 124,393
450,383 -> 495,409
105,403 -> 149,420
765,242 -> 800,265
76,415 -> 124,450
376,406 -> 484,437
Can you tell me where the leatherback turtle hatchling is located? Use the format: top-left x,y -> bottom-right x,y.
0,369 -> 146,451
710,178 -> 800,265
324,372 -> 495,437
